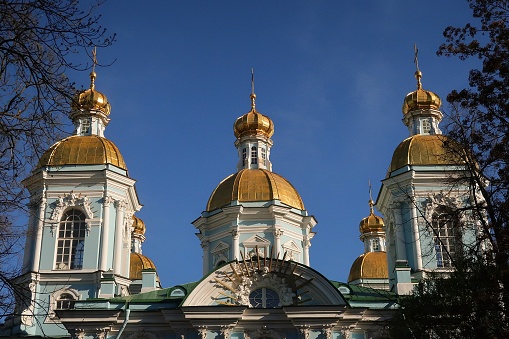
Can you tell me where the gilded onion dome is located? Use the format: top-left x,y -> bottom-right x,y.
234,94 -> 274,139
73,71 -> 111,115
402,70 -> 441,115
359,200 -> 384,234
37,135 -> 127,170
348,252 -> 388,282
389,134 -> 462,173
129,252 -> 158,281
207,169 -> 304,212
132,215 -> 146,236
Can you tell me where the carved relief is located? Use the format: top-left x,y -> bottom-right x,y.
49,192 -> 94,235
197,326 -> 208,339
69,328 -> 86,339
232,267 -> 295,307
298,325 -> 310,339
422,191 -> 468,226
220,326 -> 233,339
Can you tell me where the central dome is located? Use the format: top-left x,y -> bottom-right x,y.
207,169 -> 304,211
38,135 -> 127,170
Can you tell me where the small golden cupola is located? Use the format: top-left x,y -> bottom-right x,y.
348,196 -> 389,290
37,62 -> 128,172
129,215 -> 161,288
359,199 -> 385,235
402,70 -> 441,115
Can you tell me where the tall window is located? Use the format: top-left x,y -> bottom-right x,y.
251,146 -> 258,165
55,209 -> 86,270
432,211 -> 460,268
261,148 -> 266,166
56,293 -> 76,310
421,119 -> 431,134
242,148 -> 247,166
249,288 -> 280,308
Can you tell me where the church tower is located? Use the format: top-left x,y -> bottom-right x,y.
14,69 -> 141,336
193,79 -> 317,275
376,62 -> 477,294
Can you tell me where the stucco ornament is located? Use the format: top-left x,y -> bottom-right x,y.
422,191 -> 468,225
232,264 -> 295,307
49,192 -> 93,235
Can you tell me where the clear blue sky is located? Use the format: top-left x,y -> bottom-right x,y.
67,1 -> 478,286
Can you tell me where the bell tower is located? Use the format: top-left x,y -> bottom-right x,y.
9,66 -> 141,337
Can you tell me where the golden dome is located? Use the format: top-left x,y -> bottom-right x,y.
234,95 -> 274,139
348,251 -> 388,283
207,169 -> 304,212
402,71 -> 441,115
129,252 -> 158,280
38,135 -> 127,170
132,215 -> 146,236
73,72 -> 111,115
389,134 -> 462,173
359,210 -> 384,234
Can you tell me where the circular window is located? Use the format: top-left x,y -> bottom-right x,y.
249,288 -> 280,308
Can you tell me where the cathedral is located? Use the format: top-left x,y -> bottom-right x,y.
0,62 -> 478,338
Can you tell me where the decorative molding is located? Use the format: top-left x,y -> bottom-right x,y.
47,287 -> 80,320
422,191 -> 468,225
322,324 -> 335,339
103,195 -> 115,207
298,325 -> 310,339
197,326 -> 208,339
220,326 -> 233,339
233,268 -> 295,307
114,199 -> 128,210
69,328 -> 86,339
274,229 -> 283,239
49,192 -> 94,235
338,327 -> 352,339
96,328 -> 110,339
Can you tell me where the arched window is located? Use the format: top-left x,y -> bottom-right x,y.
56,293 -> 76,310
251,146 -> 258,165
249,288 -> 280,308
55,209 -> 86,270
432,210 -> 460,268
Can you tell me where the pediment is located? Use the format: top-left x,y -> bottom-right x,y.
183,258 -> 347,307
242,235 -> 271,246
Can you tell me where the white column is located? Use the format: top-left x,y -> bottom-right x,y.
303,237 -> 310,266
31,197 -> 46,272
410,200 -> 423,270
274,229 -> 283,258
393,206 -> 407,261
232,230 -> 239,260
113,200 -> 126,274
100,196 -> 114,271
201,240 -> 209,275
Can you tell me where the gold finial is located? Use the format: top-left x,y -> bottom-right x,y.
368,180 -> 375,215
90,46 -> 98,90
414,44 -> 422,90
250,68 -> 256,111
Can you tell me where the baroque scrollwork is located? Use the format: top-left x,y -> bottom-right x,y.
232,265 -> 295,307
49,192 -> 93,235
247,326 -> 283,339
422,191 -> 468,225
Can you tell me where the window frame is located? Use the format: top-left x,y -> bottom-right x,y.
55,209 -> 87,270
